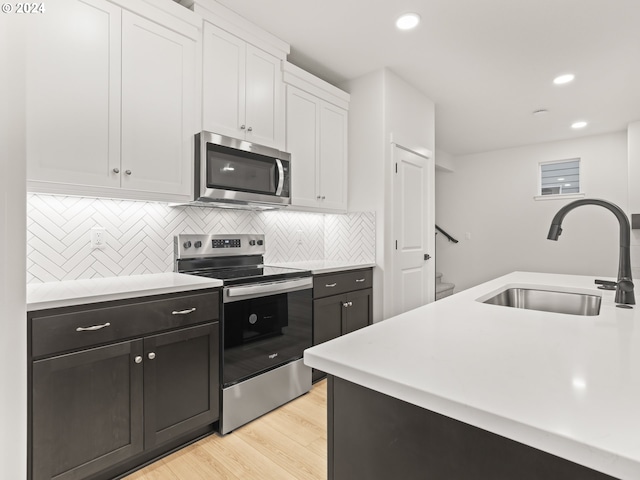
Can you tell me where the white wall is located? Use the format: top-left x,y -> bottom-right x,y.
343,68 -> 435,320
628,121 -> 640,279
343,70 -> 386,321
435,149 -> 455,172
0,14 -> 27,479
436,131 -> 628,291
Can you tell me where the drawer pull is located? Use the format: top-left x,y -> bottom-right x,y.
355,278 -> 365,283
75,322 -> 111,332
172,307 -> 196,315
325,283 -> 337,288
134,356 -> 143,364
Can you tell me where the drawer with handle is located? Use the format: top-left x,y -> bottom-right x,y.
31,290 -> 219,359
313,269 -> 373,299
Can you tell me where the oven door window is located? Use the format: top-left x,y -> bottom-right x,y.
207,144 -> 276,195
223,289 -> 311,386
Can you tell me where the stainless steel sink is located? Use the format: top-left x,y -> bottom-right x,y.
481,287 -> 601,316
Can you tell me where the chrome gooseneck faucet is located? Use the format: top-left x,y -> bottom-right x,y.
547,198 -> 635,306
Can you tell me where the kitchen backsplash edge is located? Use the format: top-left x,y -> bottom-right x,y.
26,194 -> 376,283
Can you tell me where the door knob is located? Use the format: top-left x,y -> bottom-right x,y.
424,254 -> 431,261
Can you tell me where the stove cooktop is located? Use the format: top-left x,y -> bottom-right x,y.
174,233 -> 311,286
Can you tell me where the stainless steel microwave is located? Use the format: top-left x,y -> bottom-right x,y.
194,132 -> 291,208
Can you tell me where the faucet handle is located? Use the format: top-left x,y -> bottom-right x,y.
595,279 -> 616,290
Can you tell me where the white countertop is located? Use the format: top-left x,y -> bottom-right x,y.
304,271 -> 640,479
27,273 -> 223,311
270,260 -> 375,275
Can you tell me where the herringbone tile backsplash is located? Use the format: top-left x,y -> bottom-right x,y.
27,194 -> 375,283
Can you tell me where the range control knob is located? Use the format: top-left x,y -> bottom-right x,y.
257,240 -> 264,246
249,240 -> 256,246
183,241 -> 192,249
194,241 -> 202,248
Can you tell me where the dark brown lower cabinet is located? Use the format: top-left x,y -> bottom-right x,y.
328,377 -> 618,480
314,288 -> 372,344
312,268 -> 373,382
29,290 -> 220,480
32,340 -> 145,480
143,324 -> 218,449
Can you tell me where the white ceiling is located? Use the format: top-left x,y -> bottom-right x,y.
216,0 -> 640,156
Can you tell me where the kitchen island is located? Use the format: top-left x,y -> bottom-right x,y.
304,272 -> 640,480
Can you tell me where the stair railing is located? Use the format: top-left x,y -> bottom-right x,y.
435,225 -> 459,243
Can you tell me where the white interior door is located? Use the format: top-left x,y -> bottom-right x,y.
393,144 -> 434,315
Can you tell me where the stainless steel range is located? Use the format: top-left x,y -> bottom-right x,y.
174,233 -> 312,434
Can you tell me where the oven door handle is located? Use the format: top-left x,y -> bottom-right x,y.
225,277 -> 312,302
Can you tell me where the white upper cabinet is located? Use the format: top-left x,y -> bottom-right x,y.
26,0 -> 198,202
121,11 -> 195,196
202,22 -> 284,150
27,0 -> 122,189
284,63 -> 349,213
318,102 -> 348,211
286,87 -> 318,208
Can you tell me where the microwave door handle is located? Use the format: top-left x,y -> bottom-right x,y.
275,159 -> 284,196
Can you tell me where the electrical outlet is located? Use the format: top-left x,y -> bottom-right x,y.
91,227 -> 107,249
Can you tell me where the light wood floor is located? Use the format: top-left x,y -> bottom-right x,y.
124,380 -> 328,480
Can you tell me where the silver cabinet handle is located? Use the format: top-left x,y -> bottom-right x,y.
325,283 -> 337,288
349,301 -> 353,306
355,278 -> 365,283
316,195 -> 321,199
125,170 -> 132,175
148,352 -> 156,360
112,168 -> 120,174
343,302 -> 349,308
172,307 -> 196,315
321,196 -> 326,200
240,124 -> 246,130
134,356 -> 142,364
247,126 -> 253,132
76,322 -> 111,332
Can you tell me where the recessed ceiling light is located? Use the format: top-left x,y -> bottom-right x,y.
396,13 -> 420,30
571,121 -> 588,129
557,177 -> 565,181
553,74 -> 575,85
564,183 -> 571,187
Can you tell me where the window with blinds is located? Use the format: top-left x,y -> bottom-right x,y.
540,159 -> 580,195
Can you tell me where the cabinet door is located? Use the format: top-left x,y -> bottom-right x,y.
286,86 -> 320,208
318,102 -> 348,211
32,340 -> 144,480
26,0 -> 121,189
143,323 -> 219,449
202,23 -> 246,139
121,11 -> 195,197
245,45 -> 284,149
345,288 -> 373,334
313,294 -> 345,345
